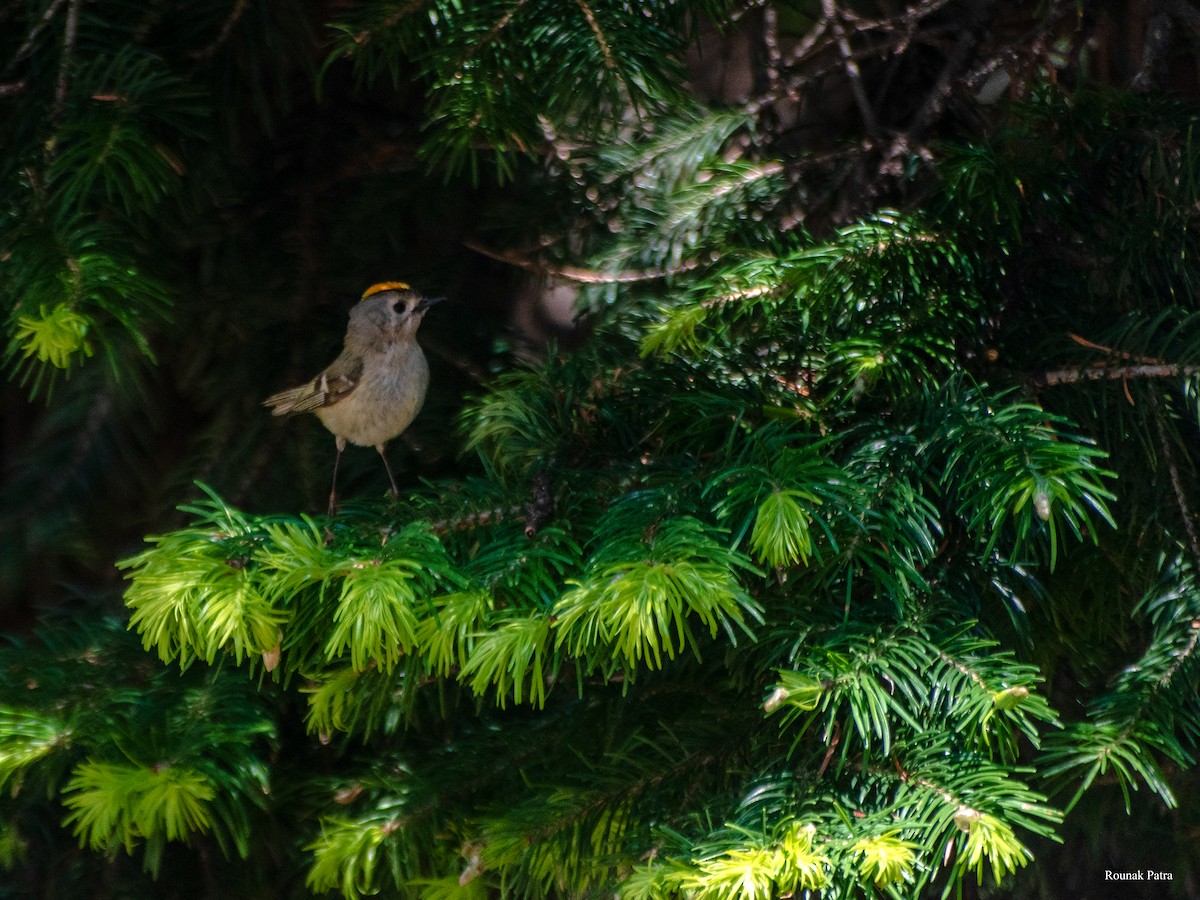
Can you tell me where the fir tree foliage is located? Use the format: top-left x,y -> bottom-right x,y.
0,619 -> 275,880
325,0 -> 723,180
5,1 -> 1200,898
106,203 -> 1117,895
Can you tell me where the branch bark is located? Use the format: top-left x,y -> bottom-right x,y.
823,0 -> 880,138
1033,362 -> 1200,387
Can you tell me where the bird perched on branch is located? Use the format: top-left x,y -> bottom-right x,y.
265,281 -> 443,516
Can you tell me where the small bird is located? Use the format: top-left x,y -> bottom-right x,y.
264,282 -> 442,516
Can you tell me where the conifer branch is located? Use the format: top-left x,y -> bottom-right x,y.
902,1 -> 990,141
934,645 -> 989,691
1067,331 -> 1163,365
1158,619 -> 1200,688
762,5 -> 782,96
469,0 -> 532,60
1033,362 -> 1200,387
465,238 -> 703,282
822,0 -> 879,138
892,757 -> 960,807
1169,0 -> 1200,26
701,285 -> 775,308
781,15 -> 827,70
51,0 -> 80,121
1151,399 -> 1200,566
573,0 -> 616,72
429,504 -> 524,535
351,0 -> 427,46
1131,2 -> 1175,93
862,0 -> 959,30
1,0 -> 68,79
191,0 -> 251,61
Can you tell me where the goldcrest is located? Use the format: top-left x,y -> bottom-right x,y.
264,282 -> 442,515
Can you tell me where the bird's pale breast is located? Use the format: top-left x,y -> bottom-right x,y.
315,341 -> 430,447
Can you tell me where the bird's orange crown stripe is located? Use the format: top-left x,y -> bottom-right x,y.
361,281 -> 410,299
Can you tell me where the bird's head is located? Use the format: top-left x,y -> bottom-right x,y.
352,282 -> 444,344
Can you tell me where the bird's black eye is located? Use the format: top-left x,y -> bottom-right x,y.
392,299 -> 407,314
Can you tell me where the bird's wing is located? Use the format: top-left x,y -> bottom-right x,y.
263,352 -> 363,416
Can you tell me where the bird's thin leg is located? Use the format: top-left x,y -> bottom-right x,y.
328,436 -> 347,518
376,443 -> 400,497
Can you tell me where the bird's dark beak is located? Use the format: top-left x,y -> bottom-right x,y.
416,296 -> 446,312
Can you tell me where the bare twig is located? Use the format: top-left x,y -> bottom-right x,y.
963,0 -> 1075,89
1132,0 -> 1200,92
823,0 -> 880,137
352,0 -> 427,46
464,239 -> 704,283
191,0 -> 251,61
905,19 -> 979,139
782,15 -> 829,70
1068,332 -> 1163,365
1167,0 -> 1200,25
429,504 -> 524,535
51,0 -> 79,123
1151,399 -> 1200,567
1131,2 -> 1175,93
1034,362 -> 1200,387
817,719 -> 840,778
2,0 -> 68,79
854,0 -> 959,32
523,471 -> 555,537
419,332 -> 490,385
762,4 -> 782,95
